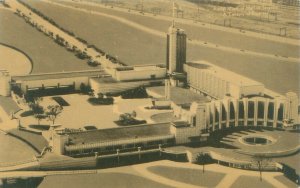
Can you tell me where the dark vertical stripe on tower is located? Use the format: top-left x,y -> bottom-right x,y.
166,34 -> 170,70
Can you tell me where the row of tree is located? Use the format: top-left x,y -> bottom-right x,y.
16,0 -> 126,67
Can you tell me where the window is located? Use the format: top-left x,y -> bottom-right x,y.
193,116 -> 196,127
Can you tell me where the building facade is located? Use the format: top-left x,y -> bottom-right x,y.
0,70 -> 11,97
184,62 -> 265,99
166,23 -> 186,74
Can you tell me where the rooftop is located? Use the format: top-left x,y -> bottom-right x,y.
186,61 -> 264,87
67,123 -> 172,145
172,121 -> 190,128
12,69 -> 107,82
90,77 -> 153,94
147,86 -> 210,107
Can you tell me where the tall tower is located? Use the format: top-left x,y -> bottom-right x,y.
166,2 -> 186,74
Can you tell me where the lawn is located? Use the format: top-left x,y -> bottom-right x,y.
0,9 -> 93,74
0,133 -> 37,163
8,129 -> 48,153
148,165 -> 225,187
39,173 -> 172,188
231,175 -> 275,188
274,175 -> 298,188
23,1 -> 299,94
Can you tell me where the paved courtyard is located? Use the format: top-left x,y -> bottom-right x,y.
20,94 -> 171,130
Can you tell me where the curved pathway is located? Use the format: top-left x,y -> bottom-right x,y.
46,0 -> 299,64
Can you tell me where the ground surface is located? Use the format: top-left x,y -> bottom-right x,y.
0,132 -> 36,163
0,9 -> 93,74
84,0 -> 300,39
148,165 -> 225,187
20,94 -> 171,130
24,0 -> 300,95
36,160 -> 297,188
0,44 -> 32,75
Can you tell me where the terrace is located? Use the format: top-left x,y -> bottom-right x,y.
147,86 -> 210,107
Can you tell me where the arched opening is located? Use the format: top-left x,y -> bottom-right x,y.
238,101 -> 244,126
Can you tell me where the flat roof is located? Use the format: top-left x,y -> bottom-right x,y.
186,61 -> 264,87
12,69 -> 108,82
147,86 -> 210,106
90,78 -> 155,94
0,96 -> 21,115
67,123 -> 171,145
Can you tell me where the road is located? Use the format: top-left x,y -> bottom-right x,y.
5,0 -> 114,70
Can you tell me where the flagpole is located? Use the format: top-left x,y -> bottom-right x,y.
172,1 -> 175,27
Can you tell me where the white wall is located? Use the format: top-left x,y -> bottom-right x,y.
21,77 -> 89,92
115,68 -> 166,81
0,71 -> 11,96
240,85 -> 264,97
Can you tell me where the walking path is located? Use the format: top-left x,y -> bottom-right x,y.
0,159 -> 292,188
133,160 -> 288,188
44,0 -> 300,64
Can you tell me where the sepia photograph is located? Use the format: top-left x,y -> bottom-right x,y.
0,0 -> 299,187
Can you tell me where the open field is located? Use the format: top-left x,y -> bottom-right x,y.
39,172 -> 172,188
23,1 -> 299,95
0,9 -> 93,74
58,0 -> 300,58
231,175 -> 275,188
83,0 -> 300,39
148,165 -> 225,187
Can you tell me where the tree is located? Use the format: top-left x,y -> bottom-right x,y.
198,152 -> 210,173
34,114 -> 46,125
252,154 -> 272,181
28,97 -> 44,114
46,105 -> 63,125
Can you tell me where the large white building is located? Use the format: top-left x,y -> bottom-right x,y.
184,61 -> 265,99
